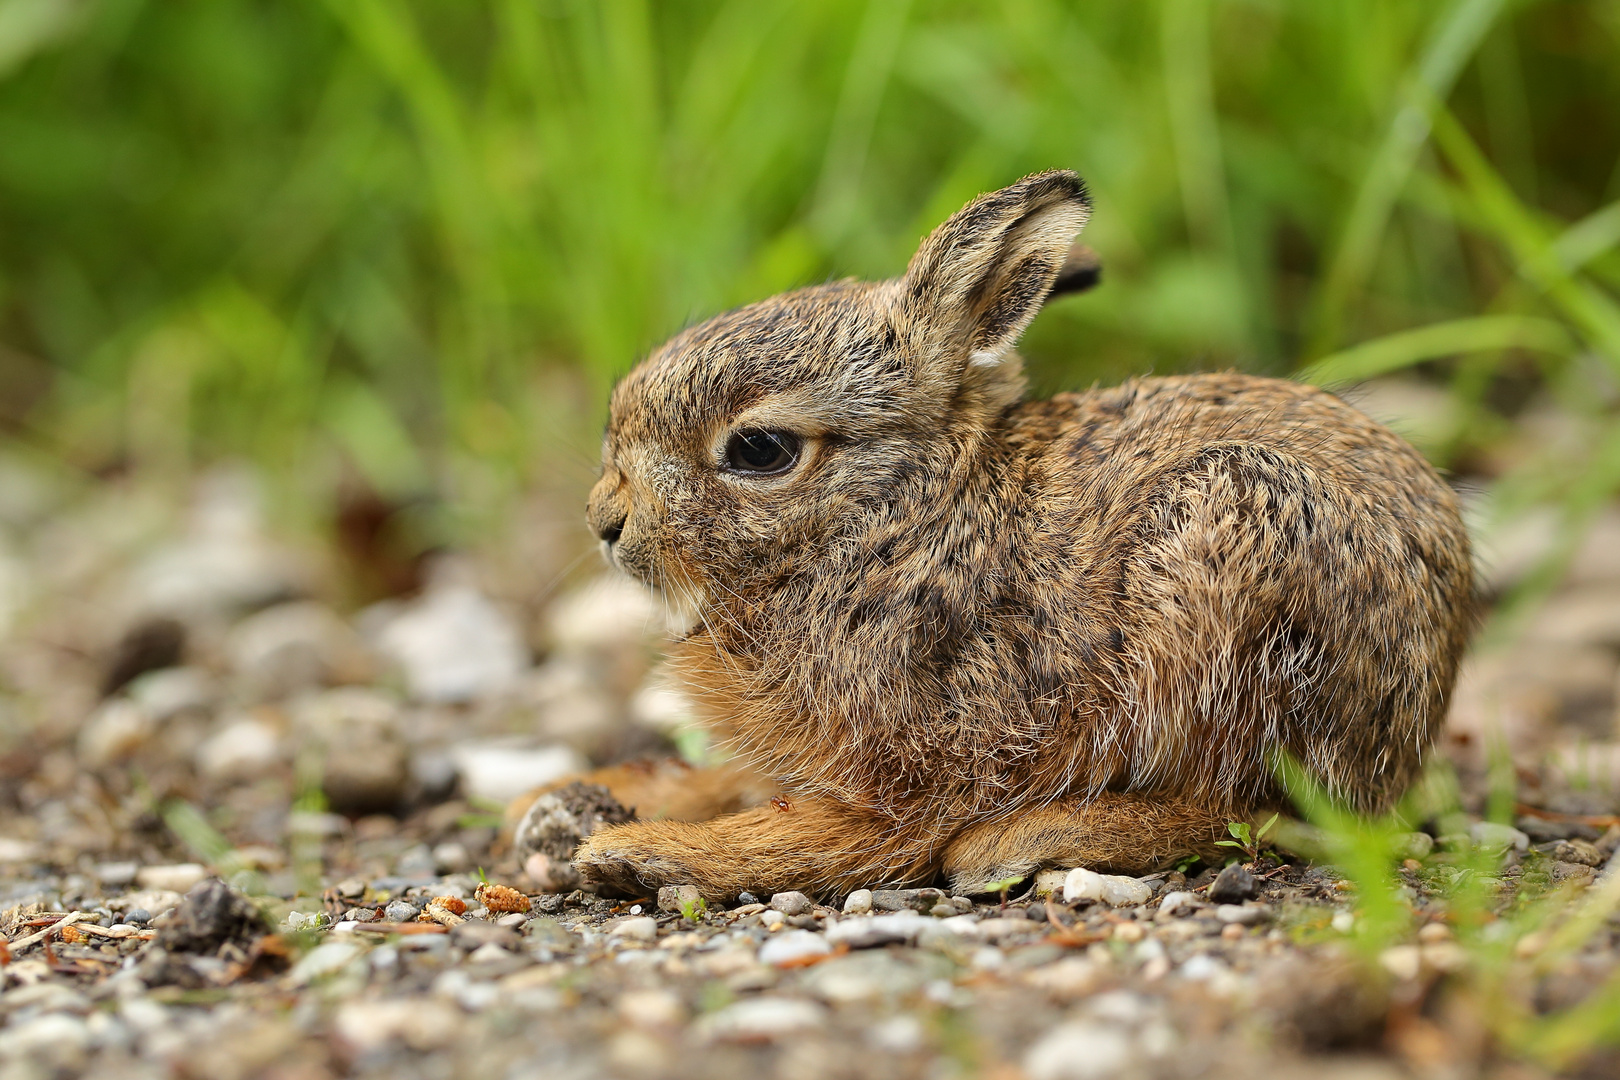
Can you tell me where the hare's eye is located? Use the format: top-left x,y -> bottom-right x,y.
725,429 -> 800,475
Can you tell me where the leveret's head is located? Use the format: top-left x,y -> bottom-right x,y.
587,171 -> 1094,604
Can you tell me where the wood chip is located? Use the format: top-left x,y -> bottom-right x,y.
419,903 -> 464,928
5,911 -> 88,952
75,924 -> 154,941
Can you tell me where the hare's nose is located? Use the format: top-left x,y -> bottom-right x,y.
588,489 -> 628,545
596,515 -> 624,546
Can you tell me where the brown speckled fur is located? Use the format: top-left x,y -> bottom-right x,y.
554,171 -> 1474,900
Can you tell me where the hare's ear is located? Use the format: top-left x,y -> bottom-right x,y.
900,170 -> 1091,377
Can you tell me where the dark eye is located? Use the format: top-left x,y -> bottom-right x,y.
724,429 -> 801,475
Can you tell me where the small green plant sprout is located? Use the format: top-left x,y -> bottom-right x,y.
1215,812 -> 1281,863
476,866 -> 489,885
980,874 -> 1026,911
678,895 -> 709,922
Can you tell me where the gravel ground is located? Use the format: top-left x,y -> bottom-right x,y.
5,461 -> 1620,1079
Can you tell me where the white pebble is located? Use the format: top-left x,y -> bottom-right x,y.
825,910 -> 923,949
1380,944 -> 1422,981
334,999 -> 460,1053
135,863 -> 209,893
1157,890 -> 1198,918
700,997 -> 827,1042
759,929 -> 831,967
288,941 -> 364,985
0,1014 -> 90,1066
1214,904 -> 1270,925
1024,1021 -> 1132,1080
1099,876 -> 1154,907
195,717 -> 283,781
759,909 -> 786,930
1063,867 -> 1105,902
609,916 -> 658,943
842,889 -> 873,915
618,988 -> 685,1029
1064,868 -> 1153,906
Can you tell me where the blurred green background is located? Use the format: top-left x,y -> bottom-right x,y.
0,0 -> 1618,585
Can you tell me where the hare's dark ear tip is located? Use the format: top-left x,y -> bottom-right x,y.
1049,243 -> 1102,299
1020,169 -> 1091,210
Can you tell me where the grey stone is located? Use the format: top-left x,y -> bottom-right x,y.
825,911 -> 924,949
870,888 -> 947,912
383,900 -> 419,922
769,891 -> 813,916
1208,864 -> 1259,904
658,884 -> 703,914
1215,903 -> 1271,926
1470,821 -> 1531,855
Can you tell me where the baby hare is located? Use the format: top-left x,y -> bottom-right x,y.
550,170 -> 1473,900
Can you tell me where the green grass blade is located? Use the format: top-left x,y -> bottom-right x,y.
1310,0 -> 1508,356
1299,314 -> 1573,386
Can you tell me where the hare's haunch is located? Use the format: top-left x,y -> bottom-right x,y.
553,171 -> 1472,900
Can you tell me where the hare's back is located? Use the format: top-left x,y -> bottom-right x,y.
1024,372 -> 1473,811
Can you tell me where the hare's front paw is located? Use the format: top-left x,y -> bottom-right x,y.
573,823 -> 700,897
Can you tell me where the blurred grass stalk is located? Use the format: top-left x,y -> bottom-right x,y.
1277,752 -> 1620,1070
0,0 -> 1613,546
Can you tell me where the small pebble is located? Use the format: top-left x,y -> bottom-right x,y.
1214,904 -> 1269,926
1064,868 -> 1152,906
760,909 -> 786,930
769,891 -> 813,916
1024,1021 -> 1131,1080
1221,923 -> 1245,941
842,889 -> 873,915
609,916 -> 658,943
96,862 -> 140,887
384,900 -> 420,922
759,929 -> 831,966
1157,891 -> 1197,918
1469,821 -> 1530,855
658,884 -> 703,913
1208,864 -> 1258,904
135,863 -> 209,894
466,941 -> 511,964
737,892 -> 760,905
700,997 -> 827,1042
124,908 -> 152,926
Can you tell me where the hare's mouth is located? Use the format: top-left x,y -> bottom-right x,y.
603,543 -> 705,631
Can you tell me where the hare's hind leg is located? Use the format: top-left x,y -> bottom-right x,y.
942,793 -> 1235,893
575,795 -> 938,901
